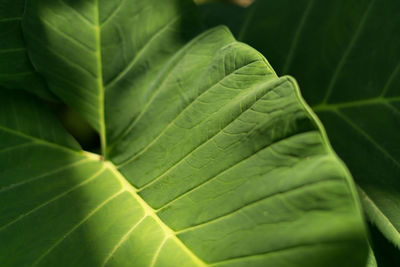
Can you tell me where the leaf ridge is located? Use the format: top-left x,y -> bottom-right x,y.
0,166 -> 105,232
358,187 -> 400,248
175,178 -> 339,235
101,215 -> 148,266
237,4 -> 256,41
381,61 -> 400,96
0,159 -> 90,194
32,190 -> 124,266
322,0 -> 375,104
385,102 -> 400,116
0,142 -> 34,155
104,15 -> 181,89
117,59 -> 266,168
150,237 -> 169,267
100,0 -> 126,26
0,126 -> 78,155
0,17 -> 22,22
57,0 -> 96,27
105,162 -> 207,266
281,0 -> 315,74
334,110 -> 400,167
137,78 -> 289,193
94,0 -> 107,157
24,31 -> 98,79
312,96 -> 400,111
155,130 -> 314,212
39,17 -> 96,53
107,27 -> 233,152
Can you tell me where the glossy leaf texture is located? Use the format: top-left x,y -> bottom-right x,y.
198,0 -> 400,248
0,0 -> 52,99
0,0 -> 370,266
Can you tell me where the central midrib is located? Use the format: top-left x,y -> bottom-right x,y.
94,0 -> 107,158
0,122 -> 207,265
104,160 -> 207,267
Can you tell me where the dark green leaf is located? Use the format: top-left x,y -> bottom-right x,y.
198,0 -> 400,248
0,78 -> 368,266
0,0 -> 53,99
0,0 -> 370,266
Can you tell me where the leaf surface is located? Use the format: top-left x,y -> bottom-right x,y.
0,0 -> 370,266
0,0 -> 52,98
0,82 -> 367,266
198,0 -> 400,248
22,0 -> 200,152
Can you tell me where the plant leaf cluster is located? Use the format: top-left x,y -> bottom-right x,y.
198,0 -> 400,265
0,0 -> 377,266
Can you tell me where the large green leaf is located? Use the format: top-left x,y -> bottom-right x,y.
0,0 -> 52,99
198,0 -> 400,248
22,0 -> 200,153
0,79 -> 367,266
0,0 -> 369,265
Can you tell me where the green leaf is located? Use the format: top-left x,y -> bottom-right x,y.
198,0 -> 400,248
0,0 -> 53,99
0,80 -> 368,266
366,246 -> 377,267
369,222 -> 400,266
0,0 -> 369,265
22,0 -> 200,153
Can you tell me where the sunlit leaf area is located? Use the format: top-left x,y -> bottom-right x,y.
0,0 -> 398,266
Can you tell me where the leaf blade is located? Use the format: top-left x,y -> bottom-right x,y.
0,0 -> 52,98
0,76 -> 368,266
198,0 -> 400,249
1,0 -> 371,265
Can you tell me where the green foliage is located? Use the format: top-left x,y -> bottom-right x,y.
0,0 -> 371,266
198,0 -> 400,261
0,0 -> 52,99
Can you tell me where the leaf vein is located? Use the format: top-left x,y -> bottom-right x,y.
0,167 -> 105,231
102,215 -> 148,266
117,60 -> 266,168
282,0 -> 315,73
322,0 -> 375,103
139,78 -> 286,193
176,177 -> 339,234
335,110 -> 400,167
105,15 -> 181,89
0,142 -> 34,155
33,190 -> 124,266
0,159 -> 91,194
107,28 -> 230,152
57,0 -> 96,27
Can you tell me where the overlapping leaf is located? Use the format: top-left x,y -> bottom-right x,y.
22,0 -> 200,151
0,0 -> 52,98
0,78 -> 368,266
0,0 -> 370,266
198,0 -> 400,249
